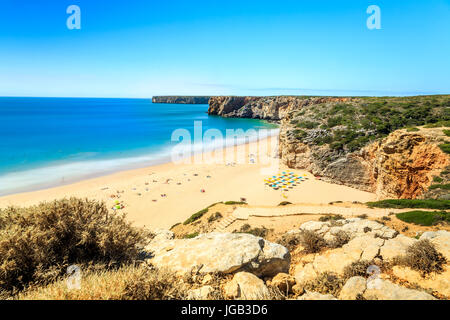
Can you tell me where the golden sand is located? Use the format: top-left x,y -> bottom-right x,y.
0,136 -> 376,229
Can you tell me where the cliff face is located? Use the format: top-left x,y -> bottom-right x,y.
281,129 -> 449,199
207,95 -> 450,199
152,96 -> 210,104
208,96 -> 308,120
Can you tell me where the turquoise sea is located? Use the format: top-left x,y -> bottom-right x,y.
0,97 -> 277,195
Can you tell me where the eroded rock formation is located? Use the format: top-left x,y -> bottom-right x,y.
207,95 -> 450,199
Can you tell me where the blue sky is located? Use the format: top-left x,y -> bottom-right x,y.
0,0 -> 449,97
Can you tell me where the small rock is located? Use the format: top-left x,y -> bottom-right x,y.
202,274 -> 213,285
363,279 -> 436,300
339,276 -> 367,300
271,273 -> 295,293
224,272 -> 270,300
292,283 -> 305,295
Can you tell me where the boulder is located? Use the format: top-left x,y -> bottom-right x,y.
339,276 -> 367,300
379,234 -> 417,261
146,232 -> 290,277
271,273 -> 295,293
341,235 -> 384,261
294,263 -> 318,284
392,266 -> 450,297
224,272 -> 270,300
363,279 -> 436,300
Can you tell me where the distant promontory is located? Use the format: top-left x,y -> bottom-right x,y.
152,96 -> 211,104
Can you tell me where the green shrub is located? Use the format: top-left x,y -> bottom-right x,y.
296,121 -> 319,129
439,143 -> 450,154
433,176 -> 443,183
406,127 -> 420,132
183,208 -> 208,225
0,198 -> 150,293
183,232 -> 199,239
396,211 -> 449,226
428,183 -> 450,190
224,201 -> 247,205
443,129 -> 450,137
367,199 -> 450,210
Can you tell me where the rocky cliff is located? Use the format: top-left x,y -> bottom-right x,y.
207,95 -> 450,199
152,96 -> 211,104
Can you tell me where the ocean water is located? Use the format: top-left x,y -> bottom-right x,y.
0,97 -> 277,195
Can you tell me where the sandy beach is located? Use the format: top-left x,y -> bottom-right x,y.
0,135 -> 376,229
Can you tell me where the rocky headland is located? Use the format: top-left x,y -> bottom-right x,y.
207,95 -> 450,199
152,96 -> 211,104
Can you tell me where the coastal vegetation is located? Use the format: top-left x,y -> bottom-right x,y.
396,211 -> 449,226
366,199 -> 450,210
289,95 -> 450,153
0,198 -> 150,294
394,240 -> 447,275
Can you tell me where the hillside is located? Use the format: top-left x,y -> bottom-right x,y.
208,95 -> 450,199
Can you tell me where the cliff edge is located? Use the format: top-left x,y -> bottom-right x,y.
207,95 -> 450,199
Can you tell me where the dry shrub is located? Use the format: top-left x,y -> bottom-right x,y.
19,265 -> 232,300
122,266 -> 188,300
299,230 -> 327,253
327,231 -> 351,249
394,239 -> 446,275
303,272 -> 344,297
0,198 -> 151,293
18,265 -> 184,300
343,260 -> 373,279
236,224 -> 270,238
276,232 -> 303,251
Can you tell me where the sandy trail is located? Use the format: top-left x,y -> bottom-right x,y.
0,136 -> 376,229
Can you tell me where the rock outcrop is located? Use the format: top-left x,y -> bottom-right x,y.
206,95 -> 449,198
152,96 -> 211,104
291,220 -> 450,299
280,128 -> 449,199
223,272 -> 270,299
145,232 -> 290,277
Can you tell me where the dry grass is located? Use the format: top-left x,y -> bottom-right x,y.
276,232 -> 303,251
18,265 -> 190,300
343,260 -> 374,279
0,198 -> 151,293
327,231 -> 351,249
394,239 -> 447,275
303,272 -> 344,297
298,230 -> 327,253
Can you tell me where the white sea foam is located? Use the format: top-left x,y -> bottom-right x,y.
0,128 -> 279,196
